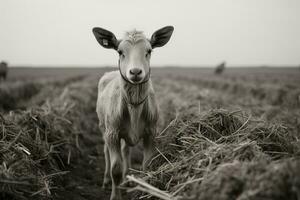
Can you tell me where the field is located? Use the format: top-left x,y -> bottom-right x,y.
0,67 -> 299,200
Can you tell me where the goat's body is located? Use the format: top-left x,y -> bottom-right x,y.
215,62 -> 226,75
0,63 -> 8,81
96,71 -> 158,145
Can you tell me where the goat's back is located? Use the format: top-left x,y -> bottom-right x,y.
98,71 -> 119,93
96,71 -> 121,127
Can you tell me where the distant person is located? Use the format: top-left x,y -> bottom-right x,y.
0,61 -> 8,81
215,61 -> 226,75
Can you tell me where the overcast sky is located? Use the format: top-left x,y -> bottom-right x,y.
0,0 -> 299,67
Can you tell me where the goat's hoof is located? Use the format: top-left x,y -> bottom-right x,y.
121,180 -> 134,188
110,194 -> 122,200
102,180 -> 111,190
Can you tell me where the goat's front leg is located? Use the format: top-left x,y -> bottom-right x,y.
121,139 -> 131,180
143,128 -> 156,171
106,133 -> 123,200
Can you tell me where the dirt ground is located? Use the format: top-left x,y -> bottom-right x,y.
55,131 -> 111,200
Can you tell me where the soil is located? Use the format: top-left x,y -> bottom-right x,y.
54,130 -> 127,200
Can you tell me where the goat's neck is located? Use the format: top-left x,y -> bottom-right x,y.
121,78 -> 149,136
121,78 -> 149,106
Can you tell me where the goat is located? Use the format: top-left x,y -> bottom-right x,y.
215,61 -> 226,75
0,61 -> 8,81
92,26 -> 174,200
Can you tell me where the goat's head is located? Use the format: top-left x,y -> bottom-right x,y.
93,26 -> 174,84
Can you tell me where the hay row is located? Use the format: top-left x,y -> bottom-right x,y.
0,76 -> 97,199
174,75 -> 300,108
129,109 -> 300,200
0,75 -> 86,112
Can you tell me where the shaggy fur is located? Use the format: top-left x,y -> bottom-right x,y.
96,71 -> 158,145
123,30 -> 146,44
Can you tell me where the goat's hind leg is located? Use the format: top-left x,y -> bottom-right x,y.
100,125 -> 111,189
102,143 -> 111,189
143,130 -> 156,171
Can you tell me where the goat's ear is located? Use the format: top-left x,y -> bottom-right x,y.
92,27 -> 119,50
150,26 -> 174,49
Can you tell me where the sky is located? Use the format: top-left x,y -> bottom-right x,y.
0,0 -> 299,67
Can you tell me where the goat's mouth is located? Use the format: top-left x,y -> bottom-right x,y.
128,75 -> 144,84
120,69 -> 149,85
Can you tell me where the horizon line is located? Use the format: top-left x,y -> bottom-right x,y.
6,64 -> 300,69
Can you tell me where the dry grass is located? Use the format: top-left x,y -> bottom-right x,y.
128,109 -> 300,200
0,106 -> 72,199
0,76 -> 98,199
0,75 -> 86,112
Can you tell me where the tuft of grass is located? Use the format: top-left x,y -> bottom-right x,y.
0,106 -> 72,199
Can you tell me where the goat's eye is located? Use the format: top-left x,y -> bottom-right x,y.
146,49 -> 152,57
118,50 -> 124,57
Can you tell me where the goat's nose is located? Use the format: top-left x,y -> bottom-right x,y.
129,68 -> 142,76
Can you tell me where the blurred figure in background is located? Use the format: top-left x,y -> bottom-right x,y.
0,61 -> 8,81
215,61 -> 226,75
